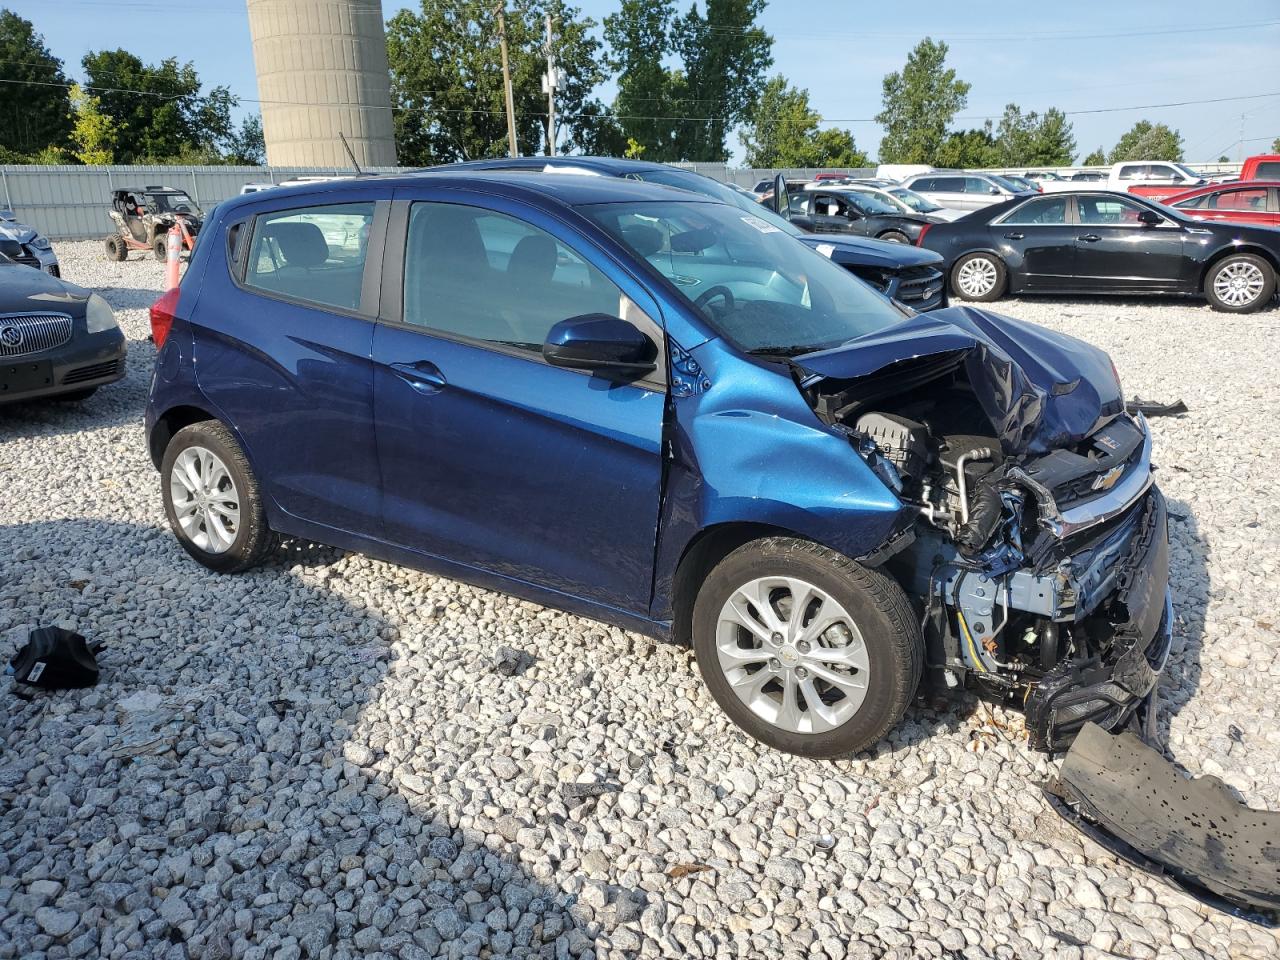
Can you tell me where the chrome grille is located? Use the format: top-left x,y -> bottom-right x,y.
0,312 -> 73,358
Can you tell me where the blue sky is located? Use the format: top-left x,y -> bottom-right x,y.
11,0 -> 1280,164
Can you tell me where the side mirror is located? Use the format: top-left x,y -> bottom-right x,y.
1136,209 -> 1162,226
543,314 -> 657,376
0,238 -> 22,260
773,173 -> 791,221
989,187 -> 1001,195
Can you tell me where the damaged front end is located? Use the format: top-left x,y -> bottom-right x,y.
797,307 -> 1173,753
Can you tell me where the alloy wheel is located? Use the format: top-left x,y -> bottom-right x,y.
169,445 -> 241,554
1213,260 -> 1265,308
715,576 -> 870,734
956,256 -> 998,297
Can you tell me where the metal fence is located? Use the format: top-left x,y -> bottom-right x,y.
0,164 -> 400,240
0,160 -> 1248,240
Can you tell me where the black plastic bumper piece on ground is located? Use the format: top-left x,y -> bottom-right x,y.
1047,723 -> 1280,927
1026,487 -> 1171,752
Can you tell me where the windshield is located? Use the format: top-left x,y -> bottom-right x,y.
582,200 -> 904,355
625,168 -> 804,237
1172,163 -> 1203,181
150,192 -> 200,214
990,175 -> 1027,193
842,191 -> 900,216
888,187 -> 940,213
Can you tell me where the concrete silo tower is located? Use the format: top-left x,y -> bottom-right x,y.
246,0 -> 398,168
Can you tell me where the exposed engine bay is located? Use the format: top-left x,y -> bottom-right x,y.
801,338 -> 1172,753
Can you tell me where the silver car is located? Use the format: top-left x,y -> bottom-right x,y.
0,210 -> 59,277
899,171 -> 1037,212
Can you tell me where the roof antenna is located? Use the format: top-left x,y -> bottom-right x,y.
338,132 -> 364,176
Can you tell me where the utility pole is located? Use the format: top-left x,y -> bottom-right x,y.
496,2 -> 519,157
1239,113 -> 1245,163
542,13 -> 557,156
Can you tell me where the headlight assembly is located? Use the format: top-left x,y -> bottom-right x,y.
85,293 -> 119,334
29,236 -> 52,251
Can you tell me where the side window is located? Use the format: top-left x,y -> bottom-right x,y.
965,177 -> 994,194
1255,161 -> 1280,178
244,202 -> 374,311
1116,165 -> 1138,181
1077,195 -> 1146,225
402,202 -> 625,352
1003,196 -> 1068,225
911,177 -> 935,192
1172,193 -> 1209,209
934,177 -> 964,192
813,194 -> 847,217
1209,187 -> 1268,210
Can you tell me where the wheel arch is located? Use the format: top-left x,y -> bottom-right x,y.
148,404 -> 218,468
949,247 -> 1012,292
1197,243 -> 1280,289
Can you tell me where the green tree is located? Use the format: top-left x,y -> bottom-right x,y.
226,115 -> 265,165
68,82 -> 118,164
0,10 -> 73,157
1108,120 -> 1183,162
1083,146 -> 1106,166
739,76 -> 867,168
986,104 -> 1076,167
936,124 -> 1001,168
670,0 -> 772,161
388,0 -> 610,165
1271,136 -> 1280,153
602,0 -> 685,161
81,50 -> 238,162
876,38 -> 970,164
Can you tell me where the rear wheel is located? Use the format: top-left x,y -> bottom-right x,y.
951,252 -> 1006,302
1205,254 -> 1275,313
153,235 -> 169,261
879,230 -> 910,244
692,537 -> 922,758
104,234 -> 127,261
161,421 -> 274,573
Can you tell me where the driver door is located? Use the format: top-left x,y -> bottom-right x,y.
1073,195 -> 1189,291
371,194 -> 667,612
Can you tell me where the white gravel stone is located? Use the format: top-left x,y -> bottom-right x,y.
0,244 -> 1276,959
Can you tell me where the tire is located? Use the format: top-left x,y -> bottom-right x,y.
1204,254 -> 1275,314
104,234 -> 127,261
950,252 -> 1007,302
161,421 -> 275,573
879,230 -> 910,244
153,235 -> 169,261
691,537 -> 923,758
53,387 -> 97,402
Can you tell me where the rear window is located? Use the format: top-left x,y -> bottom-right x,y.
1253,161 -> 1280,179
243,202 -> 374,311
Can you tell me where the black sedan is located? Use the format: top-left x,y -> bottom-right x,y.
917,191 -> 1279,313
0,240 -> 126,404
784,185 -> 939,244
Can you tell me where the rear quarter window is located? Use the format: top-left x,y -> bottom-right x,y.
243,202 -> 375,312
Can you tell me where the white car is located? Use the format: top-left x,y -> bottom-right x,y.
0,210 -> 59,277
899,171 -> 1038,212
818,182 -> 965,222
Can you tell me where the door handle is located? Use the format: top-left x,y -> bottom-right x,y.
1077,234 -> 1101,242
1003,232 -> 1024,240
390,360 -> 447,393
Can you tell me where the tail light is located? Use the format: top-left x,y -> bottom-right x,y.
916,223 -> 932,247
150,287 -> 180,348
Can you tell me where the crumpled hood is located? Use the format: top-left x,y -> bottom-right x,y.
796,306 -> 1124,455
797,234 -> 942,270
0,222 -> 38,244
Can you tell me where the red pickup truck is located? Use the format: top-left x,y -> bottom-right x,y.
1239,154 -> 1280,180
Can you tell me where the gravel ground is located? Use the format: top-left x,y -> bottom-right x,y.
2,242 -> 1278,960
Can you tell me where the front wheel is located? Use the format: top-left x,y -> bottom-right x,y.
161,421 -> 274,573
153,235 -> 169,261
951,252 -> 1007,302
1205,254 -> 1275,313
692,538 -> 922,758
104,234 -> 127,261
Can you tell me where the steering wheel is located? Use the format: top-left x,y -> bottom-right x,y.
693,284 -> 735,318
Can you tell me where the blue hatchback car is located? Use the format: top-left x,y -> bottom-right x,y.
146,171 -> 1171,757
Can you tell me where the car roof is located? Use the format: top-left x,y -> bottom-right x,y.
1168,180 -> 1280,194
212,169 -> 715,218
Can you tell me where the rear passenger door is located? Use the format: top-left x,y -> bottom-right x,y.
370,192 -> 667,614
993,194 -> 1077,288
195,194 -> 386,537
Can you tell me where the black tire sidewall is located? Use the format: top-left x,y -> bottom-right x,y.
692,539 -> 921,758
160,422 -> 269,573
951,252 -> 1006,302
880,231 -> 909,244
105,235 -> 125,261
153,236 -> 168,261
1205,254 -> 1276,314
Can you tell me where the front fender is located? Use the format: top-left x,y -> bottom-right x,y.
650,338 -> 906,621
